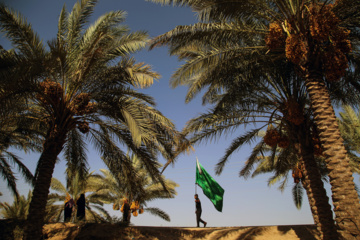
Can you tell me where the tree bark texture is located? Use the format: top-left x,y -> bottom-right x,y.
305,74 -> 360,240
24,130 -> 66,240
297,124 -> 339,240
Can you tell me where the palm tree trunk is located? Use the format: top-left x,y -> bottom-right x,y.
297,124 -> 339,240
305,72 -> 360,239
24,130 -> 66,240
300,175 -> 321,240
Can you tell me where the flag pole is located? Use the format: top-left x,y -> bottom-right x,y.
195,157 -> 197,194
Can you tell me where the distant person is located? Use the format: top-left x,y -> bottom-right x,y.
64,197 -> 75,222
122,198 -> 131,223
195,194 -> 207,227
76,193 -> 86,221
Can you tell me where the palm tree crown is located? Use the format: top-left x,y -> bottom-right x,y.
90,153 -> 178,222
0,191 -> 32,220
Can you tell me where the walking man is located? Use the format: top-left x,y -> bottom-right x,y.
195,194 -> 207,227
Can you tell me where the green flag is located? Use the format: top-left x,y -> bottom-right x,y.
196,158 -> 224,212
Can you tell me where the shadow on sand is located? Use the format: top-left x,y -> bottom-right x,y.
278,225 -> 318,240
0,220 -> 318,240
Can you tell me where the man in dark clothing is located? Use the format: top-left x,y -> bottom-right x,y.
76,193 -> 86,221
195,194 -> 207,227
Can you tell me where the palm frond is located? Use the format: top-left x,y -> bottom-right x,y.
292,183 -> 304,210
0,4 -> 45,58
66,0 -> 97,49
216,128 -> 263,175
3,151 -> 34,185
0,155 -> 18,197
143,207 -> 170,222
110,31 -> 149,57
57,5 -> 67,46
50,178 -> 67,194
64,128 -> 89,187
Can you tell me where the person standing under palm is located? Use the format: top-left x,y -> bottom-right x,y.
64,197 -> 75,222
194,194 -> 207,228
76,193 -> 85,221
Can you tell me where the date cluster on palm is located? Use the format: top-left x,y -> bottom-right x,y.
130,201 -> 143,217
282,98 -> 304,126
264,128 -> 289,148
292,166 -> 304,183
119,201 -> 143,217
36,79 -> 63,105
266,2 -> 351,82
36,79 -> 97,134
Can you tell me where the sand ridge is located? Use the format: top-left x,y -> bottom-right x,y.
41,223 -> 318,240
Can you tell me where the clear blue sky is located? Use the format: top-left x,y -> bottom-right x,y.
0,0 -> 323,227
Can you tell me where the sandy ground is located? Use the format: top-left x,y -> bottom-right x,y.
41,223 -> 319,240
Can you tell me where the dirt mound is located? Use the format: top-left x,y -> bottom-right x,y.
41,223 -> 318,240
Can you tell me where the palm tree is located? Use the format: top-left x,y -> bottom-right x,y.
0,49 -> 42,196
0,191 -> 56,239
338,105 -> 360,170
338,105 -> 360,198
0,116 -> 38,197
244,124 -> 360,239
47,173 -> 111,223
244,130 -> 360,209
148,0 -> 360,238
178,57 -> 339,238
240,142 -> 311,210
0,1 -> 180,238
0,191 -> 61,235
147,6 -> 351,235
90,154 -> 179,223
0,191 -> 31,220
